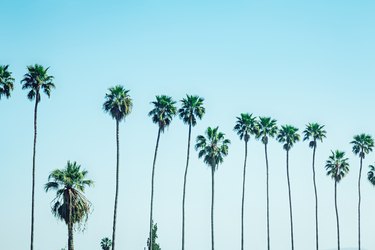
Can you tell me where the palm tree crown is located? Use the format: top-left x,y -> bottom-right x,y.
100,238 -> 112,250
0,65 -> 15,99
21,64 -> 55,102
325,150 -> 350,182
149,95 -> 177,132
277,125 -> 300,151
256,117 -> 278,144
234,113 -> 258,142
303,123 -> 327,148
351,134 -> 374,159
103,85 -> 133,121
179,95 -> 205,126
368,165 -> 375,185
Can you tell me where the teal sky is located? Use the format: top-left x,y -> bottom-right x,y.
1,0 -> 375,249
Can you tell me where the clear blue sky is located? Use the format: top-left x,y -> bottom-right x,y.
1,0 -> 375,249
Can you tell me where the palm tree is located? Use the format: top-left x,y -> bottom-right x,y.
276,125 -> 300,250
303,123 -> 326,250
325,150 -> 349,250
21,64 -> 55,250
147,222 -> 161,250
103,85 -> 133,250
178,95 -> 205,250
0,65 -> 15,100
195,127 -> 230,250
101,237 -> 112,250
255,117 -> 277,250
45,161 -> 93,250
350,133 -> 374,250
148,95 -> 176,250
368,164 -> 375,185
233,113 -> 258,250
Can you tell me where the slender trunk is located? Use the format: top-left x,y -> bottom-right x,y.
112,120 -> 120,250
181,124 -> 192,250
286,150 -> 294,250
68,189 -> 74,250
358,157 -> 363,250
335,181 -> 340,250
264,143 -> 270,250
30,97 -> 38,250
211,166 -> 215,250
241,140 -> 248,250
312,145 -> 319,250
149,128 -> 161,250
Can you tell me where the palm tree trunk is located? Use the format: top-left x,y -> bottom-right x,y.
30,97 -> 38,250
68,189 -> 74,250
286,150 -> 294,250
149,128 -> 161,250
335,181 -> 340,250
181,124 -> 192,250
312,145 -> 319,250
358,157 -> 363,250
264,144 -> 270,250
241,140 -> 248,250
211,166 -> 215,250
112,120 -> 120,250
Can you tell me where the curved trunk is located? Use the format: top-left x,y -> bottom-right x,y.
30,97 -> 38,250
264,143 -> 270,250
149,128 -> 161,250
241,140 -> 248,250
181,124 -> 192,250
286,150 -> 294,250
68,190 -> 74,250
312,145 -> 319,250
211,166 -> 215,250
112,120 -> 120,250
358,156 -> 363,250
335,181 -> 340,250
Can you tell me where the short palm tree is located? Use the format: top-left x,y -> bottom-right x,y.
276,125 -> 300,250
45,161 -> 93,250
196,126 -> 230,250
148,95 -> 176,250
0,65 -> 15,99
21,64 -> 55,250
103,85 -> 133,250
303,123 -> 326,250
255,117 -> 277,250
233,113 -> 258,250
101,237 -> 112,250
325,150 -> 349,250
350,133 -> 374,250
368,164 -> 375,185
178,95 -> 205,250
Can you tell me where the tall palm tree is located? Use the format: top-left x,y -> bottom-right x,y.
325,150 -> 349,250
195,126 -> 230,250
103,85 -> 133,250
148,95 -> 176,250
178,95 -> 205,250
233,113 -> 258,250
255,117 -> 277,250
0,65 -> 15,100
45,161 -> 93,250
101,237 -> 112,250
350,133 -> 374,250
303,123 -> 326,250
21,64 -> 55,250
276,125 -> 300,250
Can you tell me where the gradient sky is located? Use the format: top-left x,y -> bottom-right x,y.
1,0 -> 375,249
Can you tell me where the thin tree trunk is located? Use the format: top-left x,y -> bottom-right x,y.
286,150 -> 294,250
312,145 -> 319,250
358,157 -> 363,250
241,140 -> 248,250
181,124 -> 192,250
264,144 -> 270,250
211,166 -> 215,250
30,97 -> 38,250
68,189 -> 74,250
335,181 -> 340,250
112,120 -> 120,250
149,128 -> 161,250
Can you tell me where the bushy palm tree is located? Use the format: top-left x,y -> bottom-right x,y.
350,133 -> 374,250
21,64 -> 55,250
277,125 -> 300,250
101,237 -> 112,250
233,113 -> 258,250
325,150 -> 349,250
256,117 -> 277,250
103,85 -> 133,250
148,95 -> 176,250
178,95 -> 205,250
196,127 -> 230,250
0,65 -> 15,99
45,161 -> 93,250
303,122 -> 326,250
368,164 -> 375,185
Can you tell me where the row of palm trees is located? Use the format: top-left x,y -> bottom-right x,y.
2,64 -> 375,250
